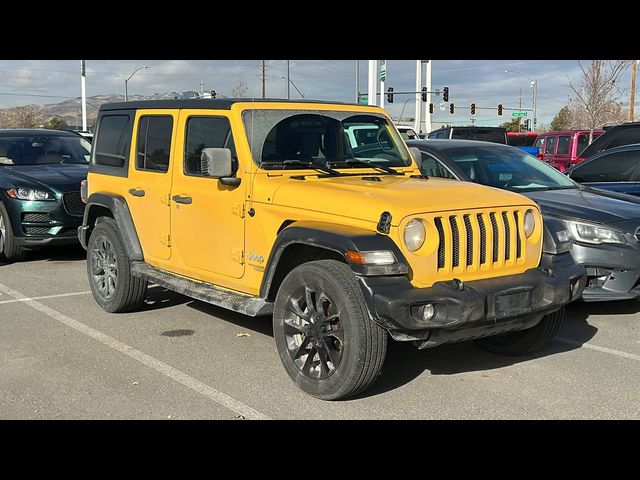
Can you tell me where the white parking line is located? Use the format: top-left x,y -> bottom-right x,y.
0,291 -> 91,305
0,281 -> 271,420
555,336 -> 640,363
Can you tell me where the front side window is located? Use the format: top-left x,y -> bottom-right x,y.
242,110 -> 411,170
419,152 -> 456,179
556,135 -> 571,154
443,145 -> 576,192
184,116 -> 236,177
0,135 -> 90,166
544,136 -> 557,154
136,115 -> 173,173
570,150 -> 640,182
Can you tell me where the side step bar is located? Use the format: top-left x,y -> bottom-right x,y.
131,262 -> 273,317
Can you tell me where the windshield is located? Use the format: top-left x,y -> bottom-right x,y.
242,110 -> 411,169
0,135 -> 91,166
445,145 -> 577,192
451,128 -> 506,144
507,134 -> 538,147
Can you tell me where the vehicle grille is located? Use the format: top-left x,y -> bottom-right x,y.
635,226 -> 640,242
63,191 -> 85,216
24,226 -> 50,235
22,213 -> 51,223
434,208 -> 526,274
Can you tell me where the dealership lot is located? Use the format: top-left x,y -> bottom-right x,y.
1,246 -> 639,420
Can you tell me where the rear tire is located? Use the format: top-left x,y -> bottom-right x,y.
87,217 -> 147,313
0,202 -> 26,263
476,307 -> 564,356
273,260 -> 387,400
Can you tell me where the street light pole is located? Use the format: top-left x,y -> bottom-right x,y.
505,70 -> 537,131
280,76 -> 304,99
286,60 -> 290,100
125,66 -> 149,102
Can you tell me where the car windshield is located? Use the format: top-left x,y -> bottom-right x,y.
0,135 -> 91,166
444,145 -> 577,192
242,110 -> 411,169
451,128 -> 506,144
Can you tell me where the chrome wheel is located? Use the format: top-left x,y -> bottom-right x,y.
90,235 -> 118,299
283,286 -> 344,380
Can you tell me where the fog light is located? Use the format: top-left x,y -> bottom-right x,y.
557,229 -> 570,243
420,304 -> 436,322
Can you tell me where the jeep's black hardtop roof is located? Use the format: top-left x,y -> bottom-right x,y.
100,98 -> 361,111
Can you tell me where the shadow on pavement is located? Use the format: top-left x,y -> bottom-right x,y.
0,245 -> 86,265
140,286 -> 190,311
186,299 -> 274,337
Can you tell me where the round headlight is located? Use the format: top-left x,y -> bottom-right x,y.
34,190 -> 49,200
17,188 -> 31,199
404,219 -> 426,252
524,210 -> 536,238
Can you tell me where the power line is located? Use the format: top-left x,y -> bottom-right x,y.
0,92 -> 75,99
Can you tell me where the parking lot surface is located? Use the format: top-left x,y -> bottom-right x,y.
1,246 -> 639,420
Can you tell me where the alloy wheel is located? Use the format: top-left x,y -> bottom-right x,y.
90,235 -> 118,299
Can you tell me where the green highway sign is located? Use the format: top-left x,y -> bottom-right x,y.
358,95 -> 368,105
512,111 -> 527,117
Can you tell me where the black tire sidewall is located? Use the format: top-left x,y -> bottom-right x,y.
273,260 -> 370,400
0,201 -> 25,262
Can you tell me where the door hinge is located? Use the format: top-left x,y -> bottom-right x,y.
232,203 -> 245,218
161,193 -> 171,206
231,248 -> 244,264
160,233 -> 171,247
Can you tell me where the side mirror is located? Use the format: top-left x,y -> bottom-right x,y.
201,147 -> 241,187
409,147 -> 423,168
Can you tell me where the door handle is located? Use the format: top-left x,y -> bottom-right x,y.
128,188 -> 145,197
172,195 -> 192,205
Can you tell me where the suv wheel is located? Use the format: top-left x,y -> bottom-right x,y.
475,307 -> 564,356
87,217 -> 147,313
0,202 -> 26,262
273,260 -> 387,400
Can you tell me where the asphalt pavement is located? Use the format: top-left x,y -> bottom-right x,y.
1,246 -> 639,420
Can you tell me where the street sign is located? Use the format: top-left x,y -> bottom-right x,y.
358,95 -> 368,105
379,60 -> 386,82
512,112 -> 527,117
439,102 -> 446,111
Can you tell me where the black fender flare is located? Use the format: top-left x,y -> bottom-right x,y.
259,220 -> 409,299
80,193 -> 144,261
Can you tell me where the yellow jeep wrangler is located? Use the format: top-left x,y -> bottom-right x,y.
79,99 -> 585,400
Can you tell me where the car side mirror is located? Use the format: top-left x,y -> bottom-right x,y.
409,147 -> 422,168
201,147 -> 241,187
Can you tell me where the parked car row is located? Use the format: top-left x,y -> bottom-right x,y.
1,102 -> 638,402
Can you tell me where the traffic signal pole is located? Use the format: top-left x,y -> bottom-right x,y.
368,60 -> 377,106
414,60 -> 422,133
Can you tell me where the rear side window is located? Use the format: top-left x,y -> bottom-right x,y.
571,150 -> 640,182
184,116 -> 236,177
544,136 -> 557,154
94,114 -> 132,168
136,116 -> 173,173
556,136 -> 571,154
607,129 -> 640,149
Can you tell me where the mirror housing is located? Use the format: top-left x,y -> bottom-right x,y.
201,148 -> 241,186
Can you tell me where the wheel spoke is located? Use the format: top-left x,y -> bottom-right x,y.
288,297 -> 310,320
305,287 -> 317,315
290,336 -> 311,360
323,328 -> 344,344
283,319 -> 308,335
317,345 -> 330,376
322,337 -> 342,367
302,346 -> 317,375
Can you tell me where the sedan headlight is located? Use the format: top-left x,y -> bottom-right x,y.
6,188 -> 55,201
563,219 -> 626,245
404,219 -> 426,252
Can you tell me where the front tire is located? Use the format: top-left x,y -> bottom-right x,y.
475,307 -> 564,356
87,217 -> 147,313
273,260 -> 387,400
0,202 -> 26,262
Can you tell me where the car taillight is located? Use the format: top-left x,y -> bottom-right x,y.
80,179 -> 88,203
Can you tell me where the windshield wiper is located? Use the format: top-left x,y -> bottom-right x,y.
261,160 -> 341,176
334,158 -> 401,175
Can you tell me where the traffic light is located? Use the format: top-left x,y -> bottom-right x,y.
386,87 -> 394,103
211,90 -> 217,98
449,103 -> 455,115
443,86 -> 449,102
523,119 -> 531,131
421,86 -> 427,102
428,102 -> 434,114
497,103 -> 503,115
470,103 -> 476,115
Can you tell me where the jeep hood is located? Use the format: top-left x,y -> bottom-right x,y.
269,174 -> 538,225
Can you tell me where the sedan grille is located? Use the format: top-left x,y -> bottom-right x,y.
62,191 -> 85,216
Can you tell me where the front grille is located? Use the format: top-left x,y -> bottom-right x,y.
22,212 -> 51,223
63,191 -> 85,216
434,208 -> 525,273
24,226 -> 50,235
635,226 -> 640,242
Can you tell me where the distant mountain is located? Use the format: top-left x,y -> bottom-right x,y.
2,91 -> 204,129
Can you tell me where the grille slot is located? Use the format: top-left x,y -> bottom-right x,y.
477,214 -> 487,264
490,213 -> 499,262
514,211 -> 522,258
24,226 -> 50,235
435,217 -> 445,269
449,216 -> 460,268
22,213 -> 51,223
63,191 -> 85,216
502,211 -> 511,261
464,214 -> 473,266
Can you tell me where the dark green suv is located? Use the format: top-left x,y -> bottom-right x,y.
0,129 -> 90,261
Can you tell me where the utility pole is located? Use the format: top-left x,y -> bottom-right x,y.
286,60 -> 290,100
414,61 -> 422,133
80,60 -> 87,131
631,60 -> 637,122
200,79 -> 204,97
425,60 -> 432,133
367,60 -> 377,106
355,60 -> 360,103
261,60 -> 267,99
379,60 -> 386,109
518,88 -> 522,132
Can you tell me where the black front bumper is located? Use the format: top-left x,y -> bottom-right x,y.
357,252 -> 586,348
15,234 -> 80,248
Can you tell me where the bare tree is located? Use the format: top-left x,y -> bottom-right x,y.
231,81 -> 249,98
0,105 -> 45,128
568,60 -> 629,141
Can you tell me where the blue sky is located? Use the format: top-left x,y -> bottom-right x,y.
0,60 -> 634,128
